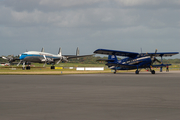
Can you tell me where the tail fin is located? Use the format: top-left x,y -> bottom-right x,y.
58,48 -> 62,56
76,47 -> 79,56
41,47 -> 44,52
108,55 -> 118,63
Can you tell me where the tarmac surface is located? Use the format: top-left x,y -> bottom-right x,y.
0,71 -> 180,120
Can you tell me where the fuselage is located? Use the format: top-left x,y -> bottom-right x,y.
19,51 -> 61,63
109,56 -> 152,70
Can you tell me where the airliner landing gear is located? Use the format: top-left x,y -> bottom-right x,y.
26,66 -> 31,70
135,70 -> 139,74
51,66 -> 55,69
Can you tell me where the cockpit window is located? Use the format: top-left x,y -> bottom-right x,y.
22,54 -> 27,55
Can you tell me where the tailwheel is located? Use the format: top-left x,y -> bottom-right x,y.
135,70 -> 139,74
114,70 -> 117,74
151,70 -> 155,74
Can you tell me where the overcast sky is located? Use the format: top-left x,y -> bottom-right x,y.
0,0 -> 180,58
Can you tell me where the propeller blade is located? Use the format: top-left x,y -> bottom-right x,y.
56,59 -> 61,64
2,56 -> 8,60
43,63 -> 46,67
43,55 -> 47,60
154,58 -> 162,63
43,55 -> 47,67
17,60 -> 22,66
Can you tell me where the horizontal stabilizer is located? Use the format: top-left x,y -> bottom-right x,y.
152,64 -> 172,67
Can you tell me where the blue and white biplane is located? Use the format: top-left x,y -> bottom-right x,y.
94,49 -> 179,74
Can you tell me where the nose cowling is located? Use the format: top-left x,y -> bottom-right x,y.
19,54 -> 26,60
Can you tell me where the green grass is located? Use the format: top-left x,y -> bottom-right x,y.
0,63 -> 179,75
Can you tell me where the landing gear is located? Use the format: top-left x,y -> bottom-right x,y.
151,70 -> 155,74
135,70 -> 139,74
51,66 -> 55,69
114,70 -> 117,74
26,66 -> 31,70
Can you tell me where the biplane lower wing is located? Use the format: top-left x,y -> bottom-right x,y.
106,63 -> 137,69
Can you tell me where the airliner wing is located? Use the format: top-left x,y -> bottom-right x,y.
94,49 -> 139,58
67,54 -> 93,59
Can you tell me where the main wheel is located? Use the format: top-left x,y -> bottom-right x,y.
135,70 -> 139,74
151,70 -> 155,74
51,66 -> 55,69
26,66 -> 31,70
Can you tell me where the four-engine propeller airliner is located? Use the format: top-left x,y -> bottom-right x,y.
94,49 -> 179,74
1,47 -> 92,70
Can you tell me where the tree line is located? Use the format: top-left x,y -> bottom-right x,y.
1,55 -> 180,64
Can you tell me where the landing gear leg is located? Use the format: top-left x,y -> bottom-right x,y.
135,66 -> 139,74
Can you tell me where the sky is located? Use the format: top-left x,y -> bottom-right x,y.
0,0 -> 180,58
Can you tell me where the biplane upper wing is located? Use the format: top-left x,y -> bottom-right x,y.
94,49 -> 139,58
143,52 -> 179,57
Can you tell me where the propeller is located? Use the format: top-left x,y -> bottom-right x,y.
17,60 -> 22,66
150,49 -> 161,64
43,55 -> 47,67
56,58 -> 62,64
2,55 -> 16,63
42,55 -> 54,67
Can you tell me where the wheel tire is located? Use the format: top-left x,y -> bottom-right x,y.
51,66 -> 55,69
135,70 -> 139,74
26,66 -> 30,70
151,70 -> 155,74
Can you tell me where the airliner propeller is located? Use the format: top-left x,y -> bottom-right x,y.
42,55 -> 54,67
2,55 -> 16,63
